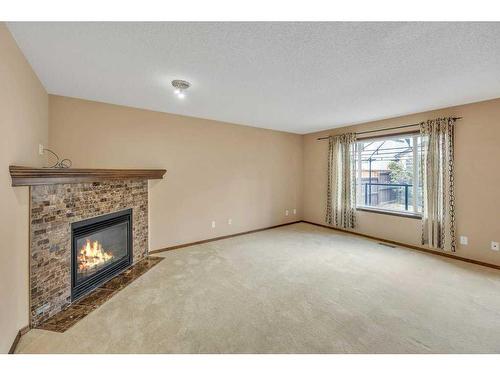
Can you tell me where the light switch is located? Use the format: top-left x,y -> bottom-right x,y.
460,236 -> 468,245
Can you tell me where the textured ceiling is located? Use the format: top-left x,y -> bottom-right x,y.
7,22 -> 500,134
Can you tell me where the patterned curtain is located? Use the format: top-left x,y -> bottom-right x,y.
420,117 -> 457,251
326,133 -> 357,229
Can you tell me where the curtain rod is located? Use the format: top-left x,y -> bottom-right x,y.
316,117 -> 463,141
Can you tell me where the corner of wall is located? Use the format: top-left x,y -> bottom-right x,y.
0,22 -> 49,353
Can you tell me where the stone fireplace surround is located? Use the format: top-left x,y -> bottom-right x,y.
30,179 -> 148,326
10,166 -> 166,328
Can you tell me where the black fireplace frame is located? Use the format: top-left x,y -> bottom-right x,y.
71,208 -> 133,301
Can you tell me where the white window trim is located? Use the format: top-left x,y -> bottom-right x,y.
355,133 -> 423,217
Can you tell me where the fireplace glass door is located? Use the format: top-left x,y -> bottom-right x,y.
71,209 -> 132,300
75,221 -> 128,282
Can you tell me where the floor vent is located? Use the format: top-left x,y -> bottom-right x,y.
378,242 -> 396,248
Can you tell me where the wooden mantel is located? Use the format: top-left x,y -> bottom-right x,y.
9,165 -> 166,186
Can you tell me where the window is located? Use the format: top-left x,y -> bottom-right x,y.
355,133 -> 423,216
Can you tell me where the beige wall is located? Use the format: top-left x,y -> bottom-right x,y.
304,98 -> 500,266
0,23 -> 48,352
47,94 -> 500,267
49,96 -> 303,251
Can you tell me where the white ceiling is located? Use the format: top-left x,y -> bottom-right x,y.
7,22 -> 500,134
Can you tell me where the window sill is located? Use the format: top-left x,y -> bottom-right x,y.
356,206 -> 422,219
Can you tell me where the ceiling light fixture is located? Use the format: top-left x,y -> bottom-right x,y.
171,79 -> 190,99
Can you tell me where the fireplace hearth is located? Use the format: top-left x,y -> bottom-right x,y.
71,209 -> 132,300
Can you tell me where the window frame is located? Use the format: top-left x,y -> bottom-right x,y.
355,131 -> 423,219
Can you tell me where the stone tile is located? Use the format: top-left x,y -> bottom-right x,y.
38,304 -> 95,333
30,179 -> 149,326
36,257 -> 163,333
100,273 -> 135,291
76,288 -> 115,308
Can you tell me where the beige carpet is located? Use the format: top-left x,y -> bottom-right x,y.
16,223 -> 500,353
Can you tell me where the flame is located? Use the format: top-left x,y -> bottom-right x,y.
78,239 -> 113,272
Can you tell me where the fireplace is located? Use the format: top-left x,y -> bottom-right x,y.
71,208 -> 133,300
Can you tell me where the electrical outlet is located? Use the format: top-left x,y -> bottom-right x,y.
211,220 -> 216,228
293,208 -> 297,215
491,241 -> 499,251
285,209 -> 289,216
228,218 -> 232,225
38,144 -> 44,155
460,236 -> 468,245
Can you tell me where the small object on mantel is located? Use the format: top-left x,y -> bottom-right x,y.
42,148 -> 72,169
9,166 -> 166,186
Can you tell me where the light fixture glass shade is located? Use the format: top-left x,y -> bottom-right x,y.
172,80 -> 190,99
